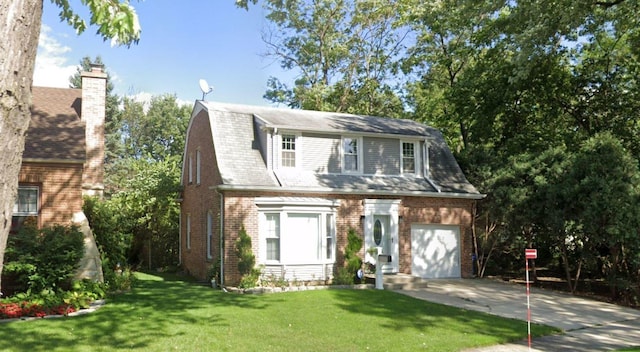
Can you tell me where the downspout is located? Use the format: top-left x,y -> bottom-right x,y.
216,189 -> 225,288
272,127 -> 278,170
423,139 -> 441,192
178,211 -> 182,266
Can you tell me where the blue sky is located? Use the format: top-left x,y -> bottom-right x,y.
34,1 -> 284,106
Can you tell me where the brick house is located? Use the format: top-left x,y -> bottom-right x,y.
11,64 -> 107,281
179,101 -> 484,286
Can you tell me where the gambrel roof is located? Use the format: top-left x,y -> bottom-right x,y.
186,101 -> 482,199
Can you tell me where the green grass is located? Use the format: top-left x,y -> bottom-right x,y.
0,272 -> 559,351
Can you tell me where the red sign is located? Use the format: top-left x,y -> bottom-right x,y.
525,248 -> 537,259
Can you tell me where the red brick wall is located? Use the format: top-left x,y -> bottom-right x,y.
180,110 -> 223,281
18,162 -> 83,228
195,191 -> 476,285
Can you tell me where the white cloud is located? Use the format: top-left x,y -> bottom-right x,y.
33,25 -> 78,88
123,92 -> 193,113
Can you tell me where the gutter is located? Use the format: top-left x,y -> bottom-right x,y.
211,184 -> 485,200
22,158 -> 85,164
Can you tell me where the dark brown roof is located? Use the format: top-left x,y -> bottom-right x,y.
25,87 -> 85,161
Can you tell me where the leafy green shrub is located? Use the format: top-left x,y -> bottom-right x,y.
333,267 -> 357,285
235,225 -> 258,287
239,268 -> 262,289
106,267 -> 138,292
339,227 -> 363,284
4,221 -> 84,293
83,196 -> 133,290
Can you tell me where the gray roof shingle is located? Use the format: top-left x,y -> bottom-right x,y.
201,101 -> 481,198
26,87 -> 85,161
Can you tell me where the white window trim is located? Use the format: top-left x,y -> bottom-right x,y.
400,140 -> 418,176
341,136 -> 363,174
276,132 -> 302,169
13,186 -> 39,216
206,211 -> 213,259
325,213 -> 336,261
262,213 -> 281,263
257,198 -> 338,265
196,149 -> 201,185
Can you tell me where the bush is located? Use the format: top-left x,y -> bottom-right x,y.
238,268 -> 262,289
3,221 -> 84,293
333,267 -> 358,285
338,227 -> 363,284
235,225 -> 259,288
106,267 -> 137,292
83,196 -> 133,290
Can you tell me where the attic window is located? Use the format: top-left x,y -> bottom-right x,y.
401,141 -> 416,174
281,134 -> 296,168
342,137 -> 361,173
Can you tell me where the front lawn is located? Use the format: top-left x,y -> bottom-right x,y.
0,272 -> 558,351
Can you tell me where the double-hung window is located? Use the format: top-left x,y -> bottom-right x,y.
12,186 -> 39,232
257,198 -> 338,266
401,141 -> 416,174
325,214 -> 335,260
281,134 -> 296,168
342,137 -> 361,173
265,213 -> 281,261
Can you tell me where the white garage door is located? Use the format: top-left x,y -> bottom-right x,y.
411,224 -> 461,279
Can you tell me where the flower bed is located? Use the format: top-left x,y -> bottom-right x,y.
0,302 -> 76,320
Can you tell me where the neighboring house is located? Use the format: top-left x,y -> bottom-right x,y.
11,63 -> 107,281
179,101 -> 484,286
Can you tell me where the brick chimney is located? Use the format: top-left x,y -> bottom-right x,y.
80,63 -> 107,197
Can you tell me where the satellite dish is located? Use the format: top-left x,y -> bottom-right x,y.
199,79 -> 213,100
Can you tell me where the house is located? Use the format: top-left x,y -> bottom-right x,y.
179,101 -> 484,286
11,63 -> 107,281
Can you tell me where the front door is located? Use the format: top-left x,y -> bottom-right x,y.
373,215 -> 398,273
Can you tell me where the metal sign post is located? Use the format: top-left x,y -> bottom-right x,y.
525,248 -> 537,351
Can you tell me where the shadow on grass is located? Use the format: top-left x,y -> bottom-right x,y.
328,288 -> 554,339
0,273 -> 555,351
0,272 -> 274,351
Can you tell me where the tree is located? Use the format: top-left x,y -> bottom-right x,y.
260,0 -> 407,117
0,0 -> 140,293
399,0 -> 501,151
104,94 -> 190,195
109,157 -> 182,269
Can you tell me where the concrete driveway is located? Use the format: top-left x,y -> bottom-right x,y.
395,278 -> 640,351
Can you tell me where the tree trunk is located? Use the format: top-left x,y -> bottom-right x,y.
0,0 -> 43,294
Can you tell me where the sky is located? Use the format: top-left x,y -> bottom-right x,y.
33,1 -> 285,107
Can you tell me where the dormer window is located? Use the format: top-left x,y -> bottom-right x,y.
401,141 -> 416,175
281,134 -> 296,167
342,136 -> 362,173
